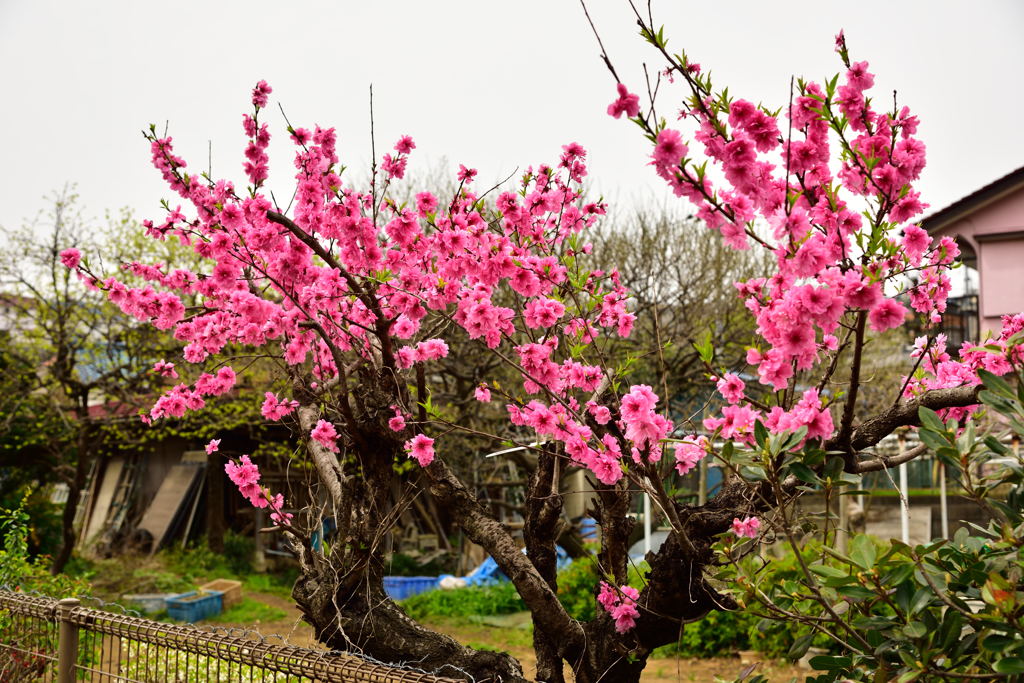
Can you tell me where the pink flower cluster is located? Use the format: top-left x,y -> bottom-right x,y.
405,434 -> 435,467
225,454 -> 291,525
59,248 -> 81,269
152,360 -> 178,378
603,41 -> 1008,457
607,84 -> 640,119
620,385 -> 672,462
396,339 -> 449,369
703,387 -> 833,445
598,582 -> 641,633
672,436 -> 708,476
311,419 -> 340,453
731,516 -> 761,538
261,392 -> 299,420
388,405 -> 406,432
901,314 -> 1024,421
146,366 -> 236,422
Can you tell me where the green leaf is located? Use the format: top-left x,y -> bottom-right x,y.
694,331 -> 714,363
918,407 -> 945,434
837,585 -> 876,600
822,545 -> 856,565
754,420 -> 769,449
994,657 -> 1024,674
788,462 -> 818,485
808,564 -> 847,579
902,621 -> 927,638
908,588 -> 933,615
808,655 -> 852,670
983,633 -> 1016,652
881,563 -> 915,586
979,369 -> 1017,401
822,455 -> 845,482
849,535 -> 877,570
788,632 -> 814,659
740,465 -> 767,482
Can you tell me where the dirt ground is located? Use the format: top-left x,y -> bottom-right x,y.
210,594 -> 805,682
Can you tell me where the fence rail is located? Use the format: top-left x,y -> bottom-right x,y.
0,590 -> 459,682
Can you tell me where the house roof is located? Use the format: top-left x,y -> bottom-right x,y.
921,165 -> 1024,234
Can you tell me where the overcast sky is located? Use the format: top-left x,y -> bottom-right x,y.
2,1 -> 1022,234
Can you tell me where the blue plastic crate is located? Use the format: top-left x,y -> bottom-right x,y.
383,576 -> 439,600
166,590 -> 223,622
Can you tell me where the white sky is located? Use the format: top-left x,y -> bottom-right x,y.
1,1 -> 1022,233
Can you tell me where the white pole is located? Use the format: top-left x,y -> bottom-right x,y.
643,493 -> 652,555
939,461 -> 949,539
837,495 -> 849,554
698,459 -> 707,506
899,433 -> 910,544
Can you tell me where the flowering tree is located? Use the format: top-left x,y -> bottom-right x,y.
64,9 -> 1023,681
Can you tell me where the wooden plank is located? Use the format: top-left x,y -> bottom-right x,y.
137,462 -> 203,553
84,457 -> 124,545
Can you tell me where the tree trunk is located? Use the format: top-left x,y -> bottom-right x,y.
51,422 -> 90,575
206,449 -> 225,554
289,436 -> 528,681
294,568 -> 527,682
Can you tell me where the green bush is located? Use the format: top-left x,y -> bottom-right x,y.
222,531 -> 254,575
0,497 -> 89,597
556,555 -> 600,621
386,551 -> 456,577
654,609 -> 755,658
401,581 -> 524,619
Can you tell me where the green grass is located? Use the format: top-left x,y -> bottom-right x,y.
208,597 -> 287,624
242,572 -> 295,599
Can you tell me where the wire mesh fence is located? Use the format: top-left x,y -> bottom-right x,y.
0,590 -> 460,682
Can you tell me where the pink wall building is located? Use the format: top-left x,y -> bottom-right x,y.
923,166 -> 1024,341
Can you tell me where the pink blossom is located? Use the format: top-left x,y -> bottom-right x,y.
251,80 -> 272,108
672,436 -> 707,476
731,516 -> 761,539
523,298 -> 566,328
388,406 -> 406,432
311,419 -> 340,453
152,360 -> 178,378
869,298 -> 907,332
715,373 -> 746,404
405,434 -> 435,467
607,83 -> 640,119
652,128 -> 687,170
586,401 -> 611,425
261,392 -> 298,420
394,135 -> 416,154
59,248 -> 82,269
474,385 -> 491,402
901,225 -> 931,264
225,454 -> 260,488
597,582 -> 641,633
205,439 -> 220,455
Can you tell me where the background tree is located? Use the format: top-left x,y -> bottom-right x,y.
0,188 -> 177,573
590,208 -> 769,419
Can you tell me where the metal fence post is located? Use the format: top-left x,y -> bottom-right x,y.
56,597 -> 80,683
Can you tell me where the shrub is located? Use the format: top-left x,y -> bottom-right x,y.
401,581 -> 525,620
222,531 -> 254,575
0,497 -> 89,597
556,556 -> 600,621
